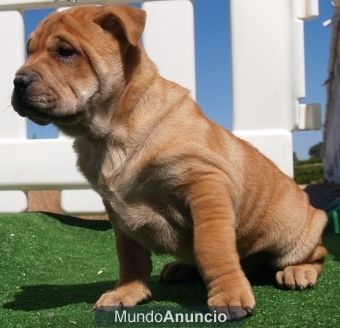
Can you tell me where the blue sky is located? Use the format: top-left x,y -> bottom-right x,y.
24,0 -> 334,159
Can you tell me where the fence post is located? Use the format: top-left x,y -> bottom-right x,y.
0,10 -> 27,211
230,0 -> 320,176
142,0 -> 196,99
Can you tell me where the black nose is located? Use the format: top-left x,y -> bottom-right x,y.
13,74 -> 32,93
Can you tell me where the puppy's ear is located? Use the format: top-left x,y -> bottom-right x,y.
95,5 -> 146,47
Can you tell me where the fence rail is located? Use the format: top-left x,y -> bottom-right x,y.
0,0 -> 321,213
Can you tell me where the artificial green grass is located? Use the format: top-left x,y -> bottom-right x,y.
0,212 -> 339,327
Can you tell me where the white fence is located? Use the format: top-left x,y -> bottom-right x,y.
0,0 -> 321,214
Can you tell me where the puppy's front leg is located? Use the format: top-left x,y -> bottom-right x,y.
95,227 -> 152,309
188,178 -> 255,319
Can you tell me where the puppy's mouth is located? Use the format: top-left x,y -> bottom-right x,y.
11,95 -> 85,127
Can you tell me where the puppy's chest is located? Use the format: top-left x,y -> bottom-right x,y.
76,140 -> 193,255
104,169 -> 193,255
110,182 -> 193,255
74,135 -> 124,185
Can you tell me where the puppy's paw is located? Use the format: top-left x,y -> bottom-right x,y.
95,281 -> 151,310
276,264 -> 319,290
207,277 -> 255,320
160,261 -> 201,283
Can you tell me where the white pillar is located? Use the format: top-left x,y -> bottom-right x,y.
0,11 -> 26,138
230,0 -> 320,176
0,10 -> 27,211
142,0 -> 196,99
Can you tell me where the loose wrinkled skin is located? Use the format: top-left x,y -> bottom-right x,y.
11,5 -> 327,320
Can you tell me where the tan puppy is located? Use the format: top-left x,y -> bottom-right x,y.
11,5 -> 327,319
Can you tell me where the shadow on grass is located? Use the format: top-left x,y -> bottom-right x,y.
324,234 -> 340,262
3,269 -> 276,312
3,277 -> 208,311
3,280 -> 114,311
40,211 -> 111,231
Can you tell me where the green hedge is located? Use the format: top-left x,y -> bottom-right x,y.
294,163 -> 324,184
295,157 -> 322,166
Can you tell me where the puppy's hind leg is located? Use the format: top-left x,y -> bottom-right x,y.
276,244 -> 327,290
275,209 -> 328,290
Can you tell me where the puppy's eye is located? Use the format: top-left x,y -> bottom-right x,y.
56,47 -> 77,58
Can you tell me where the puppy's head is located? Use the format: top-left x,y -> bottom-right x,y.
11,5 -> 146,130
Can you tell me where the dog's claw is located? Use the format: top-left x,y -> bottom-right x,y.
245,306 -> 255,315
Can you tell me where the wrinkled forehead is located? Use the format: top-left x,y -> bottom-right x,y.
28,7 -> 102,49
29,12 -> 61,46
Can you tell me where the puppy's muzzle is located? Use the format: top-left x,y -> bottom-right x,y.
11,70 -> 55,125
13,74 -> 32,96
13,70 -> 41,99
